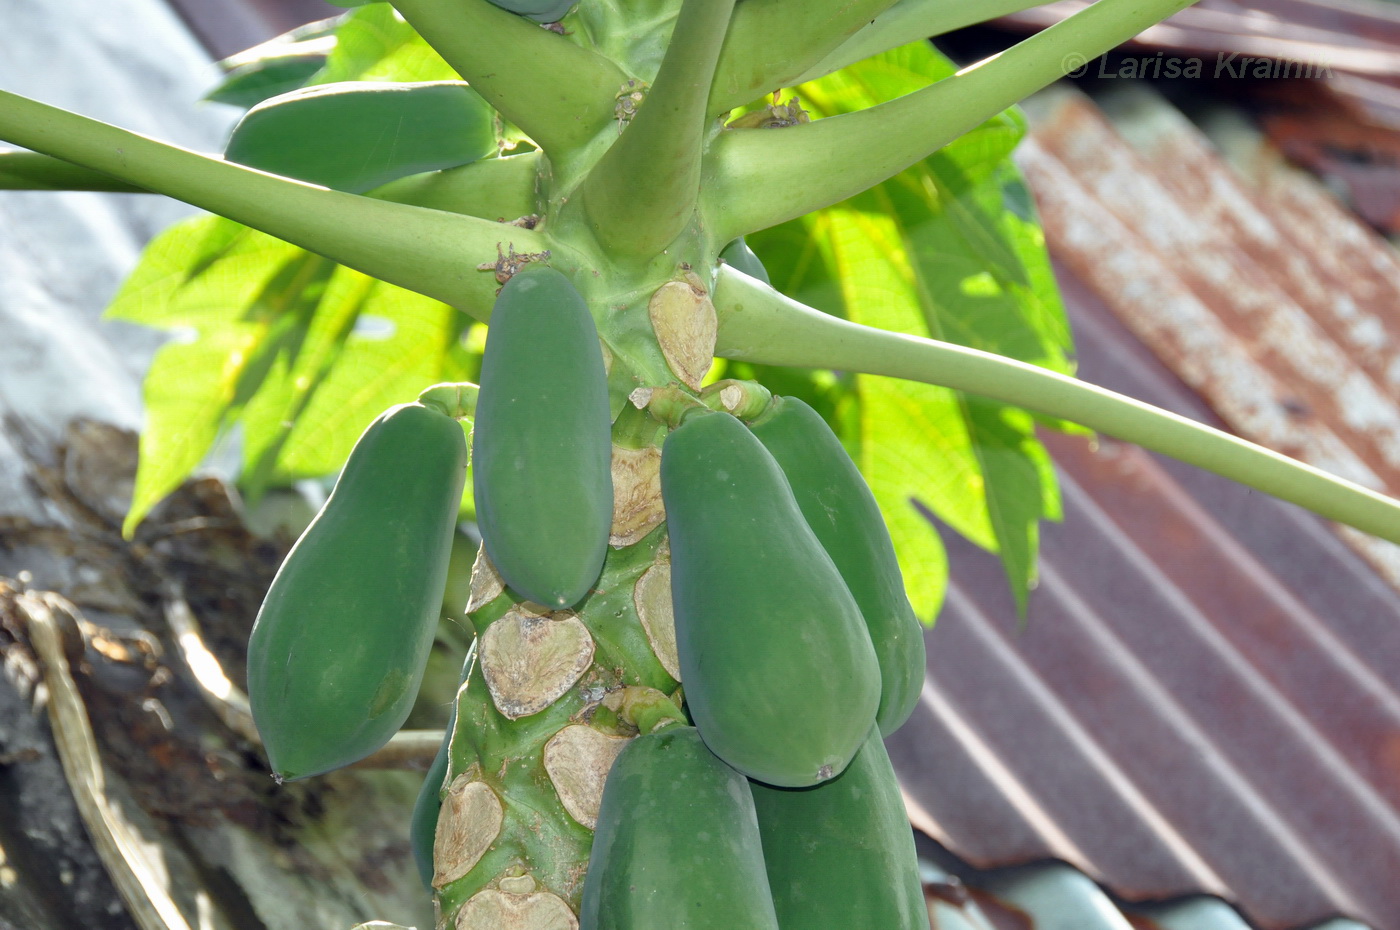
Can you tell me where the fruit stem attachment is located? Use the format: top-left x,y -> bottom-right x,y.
630,384 -> 709,429
612,686 -> 687,736
712,266 -> 1400,546
700,379 -> 772,420
708,0 -> 1197,241
612,401 -> 664,450
418,382 -> 480,420
580,0 -> 737,256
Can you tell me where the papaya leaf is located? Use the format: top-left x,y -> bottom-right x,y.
750,40 -> 1074,617
243,272 -> 474,483
110,215 -> 310,535
106,214 -> 298,328
206,52 -> 328,109
126,326 -> 261,537
311,2 -> 458,84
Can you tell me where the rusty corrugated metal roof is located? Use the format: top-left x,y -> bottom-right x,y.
892,241 -> 1400,928
1018,82 -> 1400,589
886,42 -> 1400,928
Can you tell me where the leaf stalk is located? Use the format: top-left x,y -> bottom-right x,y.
0,90 -> 544,322
389,0 -> 626,156
709,0 -> 1197,241
580,0 -> 737,256
712,267 -> 1400,545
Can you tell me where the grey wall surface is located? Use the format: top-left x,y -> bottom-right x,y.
0,0 -> 236,517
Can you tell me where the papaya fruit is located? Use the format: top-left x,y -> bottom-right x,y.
750,396 -> 925,736
579,725 -> 780,930
486,0 -> 577,23
661,409 -> 881,786
718,236 -> 770,286
472,264 -> 612,609
224,81 -> 496,194
751,732 -> 929,930
247,402 -> 467,780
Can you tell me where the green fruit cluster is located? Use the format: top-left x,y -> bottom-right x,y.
583,383 -> 927,928
245,254 -> 927,925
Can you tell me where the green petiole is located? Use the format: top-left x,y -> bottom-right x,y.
580,0 -> 737,257
389,0 -> 626,156
0,90 -> 546,322
708,0 -> 1196,242
713,266 -> 1400,546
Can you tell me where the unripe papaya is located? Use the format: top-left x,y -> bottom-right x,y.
247,403 -> 467,780
225,81 -> 496,193
661,410 -> 881,786
750,396 -> 925,736
579,726 -> 780,930
486,0 -> 577,23
472,264 -> 612,609
718,236 -> 770,286
751,733 -> 929,930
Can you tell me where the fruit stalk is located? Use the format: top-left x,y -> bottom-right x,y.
580,0 -> 737,256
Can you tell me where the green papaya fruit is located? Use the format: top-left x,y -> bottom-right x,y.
579,726 -> 780,930
247,402 -> 468,780
660,410 -> 881,786
751,733 -> 929,930
750,396 -> 925,736
225,81 -> 496,194
718,236 -> 770,286
410,645 -> 474,889
486,0 -> 577,24
472,264 -> 612,609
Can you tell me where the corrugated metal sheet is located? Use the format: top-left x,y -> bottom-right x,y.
886,68 -> 1400,928
1019,83 -> 1400,588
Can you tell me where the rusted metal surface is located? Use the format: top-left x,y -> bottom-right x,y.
907,78 -> 1400,929
892,246 -> 1400,928
1017,85 -> 1400,590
